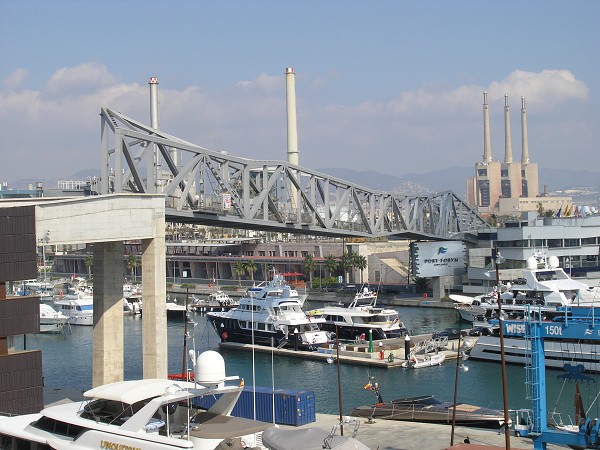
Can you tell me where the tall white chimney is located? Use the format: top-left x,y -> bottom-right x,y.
521,96 -> 529,164
148,77 -> 160,192
285,68 -> 299,166
504,94 -> 513,163
483,91 -> 492,163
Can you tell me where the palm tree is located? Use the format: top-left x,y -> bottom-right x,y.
84,254 -> 93,280
244,260 -> 257,283
127,254 -> 140,282
303,254 -> 316,289
340,251 -> 355,284
233,261 -> 246,287
325,255 -> 339,278
353,254 -> 368,284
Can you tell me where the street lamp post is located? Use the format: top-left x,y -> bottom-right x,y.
494,247 -> 511,449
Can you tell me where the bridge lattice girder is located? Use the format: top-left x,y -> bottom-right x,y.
99,107 -> 488,239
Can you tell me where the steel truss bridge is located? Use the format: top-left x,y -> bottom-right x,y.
99,107 -> 488,240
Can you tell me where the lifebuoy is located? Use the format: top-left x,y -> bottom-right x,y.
221,331 -> 229,340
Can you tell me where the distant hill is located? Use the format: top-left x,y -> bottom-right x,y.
318,167 -> 599,203
8,166 -> 598,206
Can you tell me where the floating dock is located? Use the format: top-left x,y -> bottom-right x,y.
219,334 -> 472,368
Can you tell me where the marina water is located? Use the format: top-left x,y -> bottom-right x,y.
17,303 -> 600,421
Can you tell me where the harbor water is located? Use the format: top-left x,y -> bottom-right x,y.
15,303 -> 600,422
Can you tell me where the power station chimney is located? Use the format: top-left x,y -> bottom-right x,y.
149,77 -> 160,130
285,68 -> 299,167
285,67 -> 299,215
504,94 -> 513,163
148,77 -> 160,193
521,96 -> 530,164
483,91 -> 492,163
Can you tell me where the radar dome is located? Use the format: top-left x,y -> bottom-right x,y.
194,350 -> 226,386
526,256 -> 538,270
548,256 -> 560,269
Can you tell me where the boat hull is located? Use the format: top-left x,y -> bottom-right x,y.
469,335 -> 600,372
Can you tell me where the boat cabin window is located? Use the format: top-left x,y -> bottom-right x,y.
0,433 -> 53,450
79,399 -> 145,425
32,416 -> 86,438
535,270 -> 560,282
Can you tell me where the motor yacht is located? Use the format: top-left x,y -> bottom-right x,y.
0,351 -> 272,450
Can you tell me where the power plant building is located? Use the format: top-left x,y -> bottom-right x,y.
468,92 -> 549,215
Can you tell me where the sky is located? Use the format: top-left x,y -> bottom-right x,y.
0,0 -> 598,186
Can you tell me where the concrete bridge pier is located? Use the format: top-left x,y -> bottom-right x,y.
141,216 -> 168,379
93,241 -> 125,386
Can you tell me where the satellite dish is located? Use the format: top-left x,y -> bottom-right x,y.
548,256 -> 560,269
526,256 -> 538,270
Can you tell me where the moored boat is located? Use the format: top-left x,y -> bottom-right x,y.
38,303 -> 69,333
207,272 -> 329,350
0,351 -> 272,450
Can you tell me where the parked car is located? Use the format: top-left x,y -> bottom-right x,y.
468,326 -> 497,336
432,328 -> 467,340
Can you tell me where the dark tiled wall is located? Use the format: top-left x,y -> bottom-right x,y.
0,351 -> 43,414
0,206 -> 37,282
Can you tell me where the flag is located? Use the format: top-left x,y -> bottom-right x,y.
555,207 -> 562,218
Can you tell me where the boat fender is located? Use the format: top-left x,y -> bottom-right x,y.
410,355 -> 418,363
221,331 -> 229,341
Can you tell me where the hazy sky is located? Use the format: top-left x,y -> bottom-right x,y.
1,0 -> 597,186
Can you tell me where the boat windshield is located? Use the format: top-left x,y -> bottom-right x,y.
392,396 -> 443,406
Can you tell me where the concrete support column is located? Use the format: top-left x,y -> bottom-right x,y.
432,277 -> 445,300
92,241 -> 125,387
141,213 -> 167,378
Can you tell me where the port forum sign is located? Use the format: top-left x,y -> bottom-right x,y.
412,241 -> 466,277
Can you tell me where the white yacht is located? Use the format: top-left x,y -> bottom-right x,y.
38,303 -> 69,334
0,351 -> 271,450
307,296 -> 407,341
455,251 -> 590,323
207,272 -> 329,349
53,290 -> 94,326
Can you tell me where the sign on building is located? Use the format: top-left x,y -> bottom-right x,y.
222,193 -> 231,210
412,241 -> 466,277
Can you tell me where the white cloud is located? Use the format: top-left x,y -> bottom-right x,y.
3,69 -> 29,89
0,65 -> 594,186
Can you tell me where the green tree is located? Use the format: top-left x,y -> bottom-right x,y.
340,251 -> 355,284
233,261 -> 246,287
244,260 -> 257,283
303,254 -> 316,289
413,277 -> 430,293
353,254 -> 368,284
127,254 -> 140,281
325,255 -> 339,278
84,254 -> 94,279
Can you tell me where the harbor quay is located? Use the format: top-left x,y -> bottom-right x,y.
218,333 -> 465,368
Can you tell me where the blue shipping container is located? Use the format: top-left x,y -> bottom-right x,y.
191,386 -> 315,426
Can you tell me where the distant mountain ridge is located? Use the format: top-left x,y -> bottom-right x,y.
8,167 -> 599,204
318,167 -> 600,201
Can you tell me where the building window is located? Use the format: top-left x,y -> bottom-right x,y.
547,239 -> 562,248
478,168 -> 487,176
501,169 -> 509,177
582,237 -> 597,245
563,239 -> 579,247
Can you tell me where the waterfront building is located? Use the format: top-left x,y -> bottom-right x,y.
463,212 -> 600,295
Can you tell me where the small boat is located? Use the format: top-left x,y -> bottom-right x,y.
122,294 -> 142,315
401,352 -> 446,369
191,291 -> 238,312
53,290 -> 93,326
0,350 -> 272,450
350,377 -> 507,429
38,303 -> 69,333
